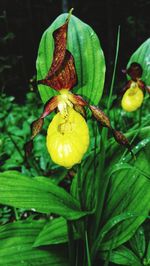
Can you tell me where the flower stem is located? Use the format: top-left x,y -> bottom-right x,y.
85,230 -> 92,266
91,26 -> 121,262
13,207 -> 19,221
107,25 -> 120,113
67,220 -> 75,266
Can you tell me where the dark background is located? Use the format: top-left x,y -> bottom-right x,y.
1,0 -> 150,102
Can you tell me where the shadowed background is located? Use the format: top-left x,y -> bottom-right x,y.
0,0 -> 150,102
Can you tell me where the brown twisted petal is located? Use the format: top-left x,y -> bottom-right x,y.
24,140 -> 33,159
31,118 -> 44,139
24,96 -> 58,157
119,80 -> 132,97
69,94 -> 87,106
137,79 -> 146,91
74,105 -> 86,119
146,85 -> 150,93
112,129 -> 135,158
40,96 -> 59,118
89,105 -> 111,129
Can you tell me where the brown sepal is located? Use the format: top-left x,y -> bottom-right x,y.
89,105 -> 111,129
37,10 -> 77,91
125,62 -> 143,81
49,22 -> 68,75
38,50 -> 77,90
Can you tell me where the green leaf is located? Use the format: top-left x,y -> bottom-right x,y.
91,212 -> 146,258
100,246 -> 142,266
36,13 -> 105,105
34,217 -> 79,247
127,38 -> 150,85
129,225 -> 146,259
145,242 -> 150,263
71,150 -> 97,212
0,220 -> 68,266
0,171 -> 89,220
98,130 -> 150,250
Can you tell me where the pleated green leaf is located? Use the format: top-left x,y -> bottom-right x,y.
100,246 -> 142,266
0,220 -> 68,266
71,150 -> 97,212
92,128 -> 150,252
34,217 -> 79,247
129,225 -> 146,259
127,38 -> 150,84
36,13 -> 105,105
0,171 -> 88,220
98,133 -> 150,250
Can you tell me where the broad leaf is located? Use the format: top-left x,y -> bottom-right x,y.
36,13 -> 105,105
34,217 -> 79,247
127,38 -> 150,85
129,225 -> 146,259
98,130 -> 150,250
100,246 -> 142,266
0,171 -> 89,220
0,220 -> 68,266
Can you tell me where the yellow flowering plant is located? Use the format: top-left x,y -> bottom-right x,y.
121,62 -> 150,112
1,9 -> 150,266
25,10 -> 133,168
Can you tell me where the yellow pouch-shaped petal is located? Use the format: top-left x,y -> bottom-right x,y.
46,107 -> 89,168
121,86 -> 144,112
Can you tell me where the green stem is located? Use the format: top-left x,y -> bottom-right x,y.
138,104 -> 142,127
107,25 -> 120,113
85,230 -> 92,266
91,26 -> 121,262
92,127 -> 107,240
67,220 -> 75,266
77,164 -> 83,209
13,208 -> 19,221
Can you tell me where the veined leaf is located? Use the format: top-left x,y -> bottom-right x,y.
0,171 -> 89,220
0,220 -> 68,266
36,13 -> 105,105
100,246 -> 142,266
91,212 -> 147,258
129,225 -> 146,259
71,150 -> 98,212
34,217 -> 80,247
127,38 -> 150,85
98,130 -> 150,250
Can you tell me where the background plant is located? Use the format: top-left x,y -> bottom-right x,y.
0,8 -> 150,266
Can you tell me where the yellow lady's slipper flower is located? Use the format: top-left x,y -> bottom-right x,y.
47,107 -> 89,168
121,62 -> 149,112
25,9 -> 134,168
121,83 -> 144,112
